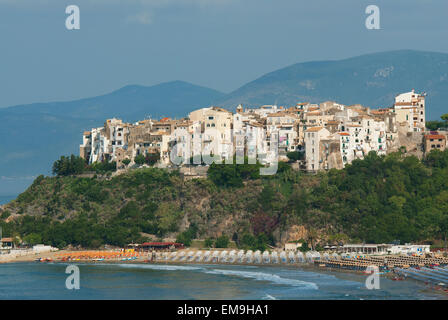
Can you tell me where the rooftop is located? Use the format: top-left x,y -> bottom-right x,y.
425,134 -> 446,140
305,127 -> 324,132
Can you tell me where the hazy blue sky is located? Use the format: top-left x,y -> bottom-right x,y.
0,0 -> 447,107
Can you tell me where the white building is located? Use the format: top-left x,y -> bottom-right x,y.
393,89 -> 426,132
305,127 -> 331,171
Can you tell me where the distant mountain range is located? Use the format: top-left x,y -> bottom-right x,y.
1,49 -> 448,191
219,50 -> 448,120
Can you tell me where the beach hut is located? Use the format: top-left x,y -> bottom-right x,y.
194,251 -> 203,262
203,251 -> 211,263
262,251 -> 271,264
245,250 -> 254,264
254,251 -> 262,264
271,251 -> 279,264
211,251 -> 219,263
219,251 -> 228,263
280,251 -> 287,263
288,251 -> 296,263
228,250 -> 237,263
237,250 -> 245,263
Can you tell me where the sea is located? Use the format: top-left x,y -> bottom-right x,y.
0,262 -> 444,300
0,195 -> 16,205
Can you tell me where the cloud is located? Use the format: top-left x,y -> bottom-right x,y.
1,175 -> 36,181
125,11 -> 153,25
2,152 -> 33,162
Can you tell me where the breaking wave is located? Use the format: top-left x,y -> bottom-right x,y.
206,269 -> 318,289
115,264 -> 203,271
262,293 -> 277,300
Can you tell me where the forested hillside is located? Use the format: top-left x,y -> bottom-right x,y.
1,150 -> 448,250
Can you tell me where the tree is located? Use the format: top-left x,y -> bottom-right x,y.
208,163 -> 243,187
286,151 -> 304,162
426,113 -> 448,130
122,159 -> 131,166
134,154 -> 146,166
207,156 -> 261,188
175,225 -> 198,247
52,155 -> 86,176
441,113 -> 448,122
89,160 -> 116,173
176,232 -> 193,247
299,241 -> 310,252
145,153 -> 160,166
215,235 -> 229,248
204,238 -> 214,248
24,233 -> 42,245
424,149 -> 448,169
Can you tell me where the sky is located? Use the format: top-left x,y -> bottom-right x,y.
0,0 -> 447,107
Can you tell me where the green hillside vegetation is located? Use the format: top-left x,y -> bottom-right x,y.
426,113 -> 448,131
1,149 -> 448,250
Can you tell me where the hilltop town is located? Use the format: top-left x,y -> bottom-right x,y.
79,89 -> 446,173
1,88 -> 448,255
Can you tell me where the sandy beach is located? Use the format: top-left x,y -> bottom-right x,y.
0,250 -> 67,263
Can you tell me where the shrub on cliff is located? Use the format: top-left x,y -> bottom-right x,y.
52,155 -> 86,176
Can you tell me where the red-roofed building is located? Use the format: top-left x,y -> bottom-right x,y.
424,133 -> 446,153
140,242 -> 184,251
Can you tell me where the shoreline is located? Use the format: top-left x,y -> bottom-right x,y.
3,249 -> 448,298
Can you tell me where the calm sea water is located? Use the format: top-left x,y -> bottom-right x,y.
0,262 -> 444,300
0,195 -> 16,205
